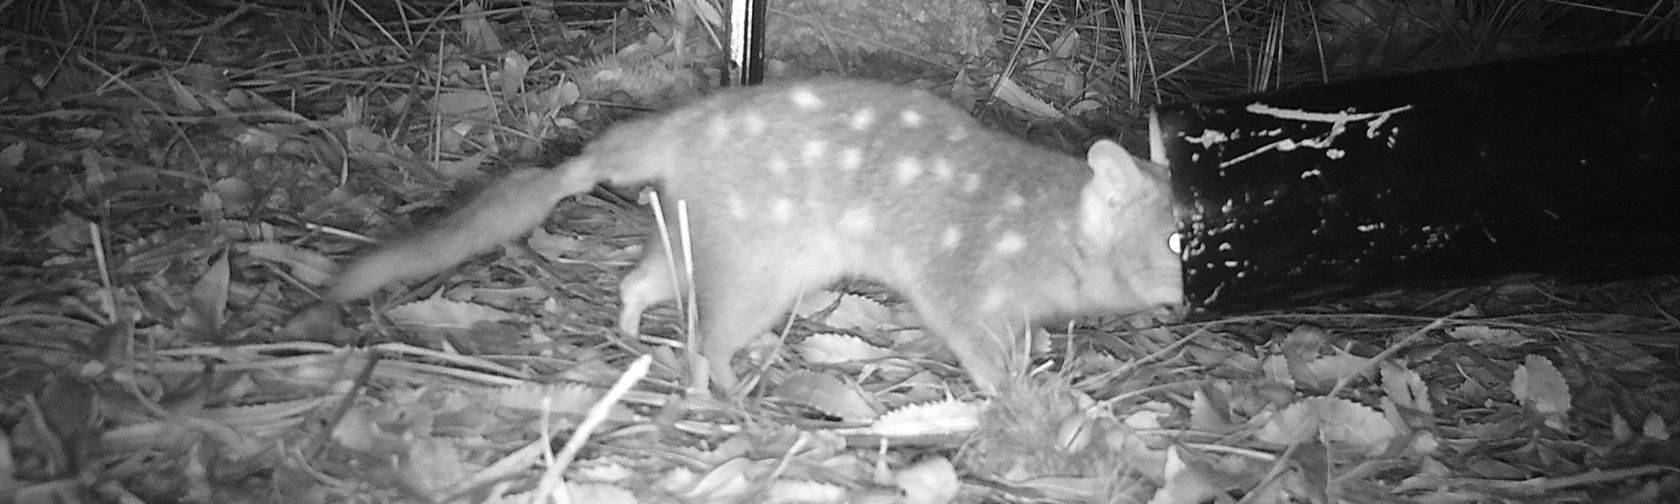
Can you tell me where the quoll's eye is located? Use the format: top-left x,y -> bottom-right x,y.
1168,231 -> 1185,255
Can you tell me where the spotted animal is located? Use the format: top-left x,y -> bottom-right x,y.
329,79 -> 1183,394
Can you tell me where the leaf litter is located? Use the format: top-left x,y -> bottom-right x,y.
2,1 -> 1678,503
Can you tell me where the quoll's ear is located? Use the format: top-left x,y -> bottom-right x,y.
1079,139 -> 1161,242
1085,139 -> 1151,191
1086,138 -> 1161,200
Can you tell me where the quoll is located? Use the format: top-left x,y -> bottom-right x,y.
329,79 -> 1184,394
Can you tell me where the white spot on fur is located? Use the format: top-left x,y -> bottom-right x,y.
802,140 -> 829,167
772,199 -> 795,223
1005,193 -> 1026,209
850,109 -> 876,131
900,109 -> 924,127
933,158 -> 955,181
840,147 -> 864,171
840,206 -> 874,233
767,156 -> 790,175
963,173 -> 983,193
742,113 -> 768,136
726,193 -> 748,219
980,288 -> 1007,311
895,158 -> 922,185
891,247 -> 912,271
790,88 -> 823,110
995,232 -> 1024,254
708,116 -> 731,144
947,127 -> 970,142
941,226 -> 962,249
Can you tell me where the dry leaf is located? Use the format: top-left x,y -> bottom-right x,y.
798,333 -> 894,365
1512,354 -> 1571,430
564,482 -> 638,504
431,90 -> 498,121
459,1 -> 503,52
896,456 -> 958,504
399,437 -> 470,496
495,382 -> 605,416
1189,388 -> 1239,434
772,371 -> 878,421
989,76 -> 1064,120
385,298 -> 518,329
435,149 -> 492,179
1446,325 -> 1531,348
181,251 -> 229,342
870,399 -> 987,437
1643,413 -> 1668,440
1258,397 -> 1396,455
244,241 -> 335,286
765,479 -> 848,504
676,457 -> 756,503
1298,352 -> 1371,389
1149,446 -> 1220,504
500,50 -> 530,96
1380,361 -> 1433,416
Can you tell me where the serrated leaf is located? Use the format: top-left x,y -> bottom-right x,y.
1279,325 -> 1329,356
823,294 -> 897,330
799,333 -> 894,365
1256,396 -> 1395,455
1512,354 -> 1571,430
1297,352 -> 1371,389
870,399 -> 987,437
385,298 -> 518,329
1380,361 -> 1433,415
772,371 -> 878,421
989,76 -> 1062,120
1447,325 -> 1531,347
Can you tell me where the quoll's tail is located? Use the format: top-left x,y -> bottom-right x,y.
327,157 -> 609,302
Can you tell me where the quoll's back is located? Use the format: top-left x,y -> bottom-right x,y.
586,80 -> 1183,392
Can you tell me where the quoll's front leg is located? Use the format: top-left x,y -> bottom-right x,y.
617,244 -> 677,337
905,301 -> 1015,395
617,245 -> 731,392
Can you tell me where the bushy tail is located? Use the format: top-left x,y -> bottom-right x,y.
327,158 -> 607,302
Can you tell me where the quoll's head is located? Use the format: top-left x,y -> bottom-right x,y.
1082,139 -> 1184,311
